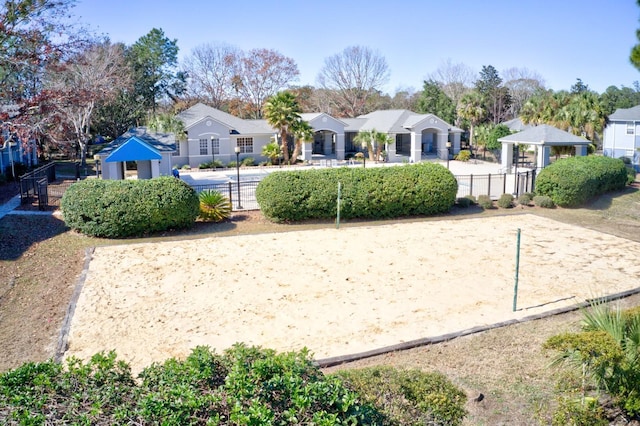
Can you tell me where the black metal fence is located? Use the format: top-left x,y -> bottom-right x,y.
20,169 -> 536,212
455,170 -> 536,200
191,171 -> 536,212
191,181 -> 260,211
18,163 -> 57,210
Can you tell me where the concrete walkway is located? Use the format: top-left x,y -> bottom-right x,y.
0,194 -> 55,220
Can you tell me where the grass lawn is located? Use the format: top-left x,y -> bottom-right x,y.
0,182 -> 638,425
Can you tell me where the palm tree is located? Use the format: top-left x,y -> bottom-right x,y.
564,92 -> 608,141
372,130 -> 393,161
261,140 -> 282,165
457,91 -> 485,157
521,90 -> 607,143
353,130 -> 376,161
291,120 -> 314,163
198,190 -> 232,222
147,113 -> 187,140
263,91 -> 302,165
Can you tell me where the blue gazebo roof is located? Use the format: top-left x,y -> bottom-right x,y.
105,136 -> 162,162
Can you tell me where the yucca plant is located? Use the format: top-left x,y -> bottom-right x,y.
198,190 -> 232,222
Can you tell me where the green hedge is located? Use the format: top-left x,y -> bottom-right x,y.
535,156 -> 628,207
336,366 -> 467,425
256,163 -> 458,222
0,345 -> 467,425
61,177 -> 200,238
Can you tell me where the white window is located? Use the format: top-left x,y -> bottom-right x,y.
199,139 -> 208,155
627,122 -> 635,135
211,138 -> 219,155
237,137 -> 253,154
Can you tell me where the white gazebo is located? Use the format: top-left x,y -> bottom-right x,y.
498,124 -> 592,171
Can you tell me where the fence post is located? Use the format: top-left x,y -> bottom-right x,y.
227,182 -> 233,209
469,174 -> 474,197
37,177 -> 48,210
531,169 -> 536,193
487,174 -> 491,199
502,173 -> 507,195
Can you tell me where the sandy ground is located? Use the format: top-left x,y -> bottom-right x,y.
65,214 -> 640,374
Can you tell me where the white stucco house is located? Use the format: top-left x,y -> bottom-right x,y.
173,103 -> 463,168
603,105 -> 640,170
99,104 -> 463,180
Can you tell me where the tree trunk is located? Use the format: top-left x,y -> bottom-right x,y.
290,141 -> 302,165
280,129 -> 290,164
469,124 -> 475,158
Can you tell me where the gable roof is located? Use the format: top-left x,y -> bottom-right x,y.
301,112 -> 348,126
502,117 -> 533,132
358,110 -> 415,132
609,105 -> 640,121
100,127 -> 176,160
345,109 -> 459,133
498,124 -> 591,146
105,136 -> 162,162
178,103 -> 269,134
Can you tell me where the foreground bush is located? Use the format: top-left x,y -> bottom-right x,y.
535,156 -> 628,207
256,163 -> 458,222
545,303 -> 640,420
61,177 -> 200,238
0,345 -> 467,425
335,366 -> 467,426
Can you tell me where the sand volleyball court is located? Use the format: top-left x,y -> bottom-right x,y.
64,214 -> 640,374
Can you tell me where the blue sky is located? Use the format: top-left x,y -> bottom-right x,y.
74,0 -> 640,95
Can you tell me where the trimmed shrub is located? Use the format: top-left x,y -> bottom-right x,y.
497,193 -> 514,208
335,366 -> 467,426
181,164 -> 191,170
456,197 -> 471,208
61,177 -> 200,238
198,160 -> 223,169
533,195 -> 555,208
517,192 -> 534,206
535,156 -> 628,207
626,166 -> 637,185
198,190 -> 232,222
227,160 -> 237,168
465,194 -> 477,205
455,149 -> 471,162
477,194 -> 494,209
256,163 -> 458,222
241,157 -> 255,167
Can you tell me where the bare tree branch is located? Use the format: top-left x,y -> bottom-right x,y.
316,46 -> 390,117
